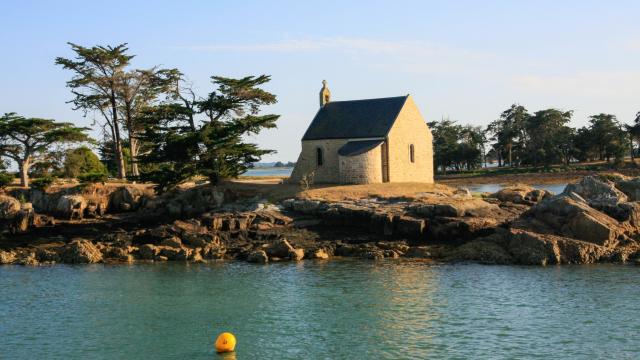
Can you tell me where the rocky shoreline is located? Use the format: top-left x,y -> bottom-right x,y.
2,175 -> 640,266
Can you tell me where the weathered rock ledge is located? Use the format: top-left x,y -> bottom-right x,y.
3,175 -> 640,266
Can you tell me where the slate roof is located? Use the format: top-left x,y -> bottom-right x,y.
337,139 -> 384,157
301,96 -> 408,140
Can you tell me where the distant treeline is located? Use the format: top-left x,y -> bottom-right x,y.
429,104 -> 640,173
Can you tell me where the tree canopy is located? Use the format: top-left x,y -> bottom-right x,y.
137,74 -> 279,193
0,113 -> 90,187
63,146 -> 107,178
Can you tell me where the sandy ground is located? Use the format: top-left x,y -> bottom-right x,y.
229,177 -> 453,202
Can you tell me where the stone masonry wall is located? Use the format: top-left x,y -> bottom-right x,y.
338,145 -> 382,184
289,139 -> 349,183
386,96 -> 434,183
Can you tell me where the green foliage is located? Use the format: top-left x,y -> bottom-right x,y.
0,172 -> 14,188
56,43 -> 133,179
63,146 -> 107,178
30,176 -> 55,191
427,119 -> 485,172
77,172 -> 108,184
434,103 -> 638,174
0,113 -> 91,187
138,75 -> 279,193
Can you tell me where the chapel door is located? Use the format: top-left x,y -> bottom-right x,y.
381,141 -> 389,182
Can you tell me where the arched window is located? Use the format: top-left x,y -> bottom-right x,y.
409,144 -> 415,163
316,147 -> 324,166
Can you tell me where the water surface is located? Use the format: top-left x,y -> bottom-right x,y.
1,261 -> 639,359
467,183 -> 567,194
244,167 -> 293,177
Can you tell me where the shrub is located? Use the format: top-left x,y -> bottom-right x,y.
77,172 -> 108,184
0,172 -> 14,189
299,170 -> 315,191
31,176 -> 55,191
64,146 -> 107,178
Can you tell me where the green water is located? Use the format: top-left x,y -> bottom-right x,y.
1,261 -> 639,359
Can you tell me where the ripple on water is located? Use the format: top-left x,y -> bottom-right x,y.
1,262 -> 639,359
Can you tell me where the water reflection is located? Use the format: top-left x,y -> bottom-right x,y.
2,262 -> 640,359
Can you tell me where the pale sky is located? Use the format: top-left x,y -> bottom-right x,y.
1,0 -> 639,162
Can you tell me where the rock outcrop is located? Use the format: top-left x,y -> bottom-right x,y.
61,239 -> 103,264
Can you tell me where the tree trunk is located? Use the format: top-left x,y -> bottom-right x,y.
125,104 -> 140,177
130,136 -> 139,177
110,92 -> 126,179
19,159 -> 30,188
508,144 -> 512,167
630,134 -> 635,163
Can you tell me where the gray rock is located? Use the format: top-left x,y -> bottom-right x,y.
0,195 -> 20,220
266,239 -> 295,258
160,236 -> 182,248
614,178 -> 640,201
404,246 -> 431,258
137,244 -> 159,260
247,250 -> 268,263
61,239 -> 103,263
288,248 -> 305,261
562,176 -> 627,208
54,195 -> 86,220
0,250 -> 16,264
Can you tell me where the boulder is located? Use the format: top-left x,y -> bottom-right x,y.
265,239 -> 295,258
288,248 -> 305,261
35,248 -> 61,263
160,236 -> 183,249
491,185 -> 532,204
102,246 -> 132,261
370,212 -> 394,236
491,185 -> 552,205
201,243 -> 226,259
451,237 -> 513,264
383,250 -> 400,259
0,250 -> 16,264
452,188 -> 472,199
614,177 -> 640,201
0,195 -> 21,220
507,229 -> 561,265
376,241 -> 410,254
566,211 -> 618,246
10,209 -> 32,234
137,244 -> 159,260
525,194 -> 621,247
54,195 -> 86,220
361,250 -> 384,260
158,246 -> 192,261
308,248 -> 330,260
247,250 -> 268,263
434,203 -> 464,217
17,252 -> 39,266
562,176 -> 627,208
109,186 -> 146,212
61,239 -> 103,263
506,228 -> 606,265
293,199 -> 323,214
394,216 -> 427,238
404,246 -> 431,258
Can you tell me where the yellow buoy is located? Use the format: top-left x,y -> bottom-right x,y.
215,332 -> 237,353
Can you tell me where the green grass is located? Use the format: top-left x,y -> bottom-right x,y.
436,162 -> 634,178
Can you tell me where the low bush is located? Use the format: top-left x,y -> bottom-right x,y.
31,176 -> 55,191
0,172 -> 14,189
77,172 -> 108,184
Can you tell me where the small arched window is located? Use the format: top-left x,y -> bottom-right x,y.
316,147 -> 324,166
409,144 -> 415,163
